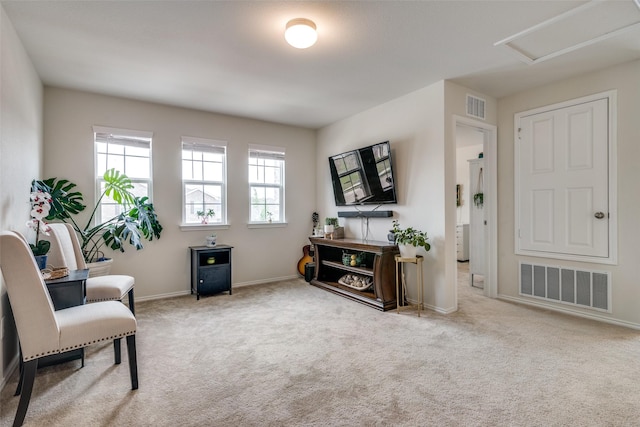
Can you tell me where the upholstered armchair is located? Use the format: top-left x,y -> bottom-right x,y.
0,231 -> 138,427
46,223 -> 136,314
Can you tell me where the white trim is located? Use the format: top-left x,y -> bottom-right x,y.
92,125 -> 153,139
182,136 -> 227,147
454,115 -> 498,299
514,90 -> 618,265
247,222 -> 288,229
499,294 -> 640,331
179,223 -> 230,231
248,143 -> 286,154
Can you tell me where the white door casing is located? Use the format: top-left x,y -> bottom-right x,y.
515,91 -> 617,264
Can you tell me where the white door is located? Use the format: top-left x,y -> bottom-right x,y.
517,97 -> 609,258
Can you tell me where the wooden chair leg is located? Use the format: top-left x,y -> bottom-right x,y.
114,338 -> 121,365
126,335 -> 138,390
13,359 -> 37,427
127,288 -> 135,315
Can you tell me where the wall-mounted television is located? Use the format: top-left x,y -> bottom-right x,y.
328,141 -> 398,206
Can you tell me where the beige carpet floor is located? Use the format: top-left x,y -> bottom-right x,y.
1,263 -> 639,426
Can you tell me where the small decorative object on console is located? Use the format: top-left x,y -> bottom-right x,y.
338,274 -> 373,291
41,266 -> 69,280
342,252 -> 363,266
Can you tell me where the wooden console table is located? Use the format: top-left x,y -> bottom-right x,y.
309,237 -> 399,311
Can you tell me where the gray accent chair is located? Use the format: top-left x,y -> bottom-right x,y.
0,231 -> 138,427
46,223 -> 136,314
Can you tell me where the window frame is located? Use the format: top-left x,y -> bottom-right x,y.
248,144 -> 286,224
93,125 -> 153,225
181,136 -> 228,226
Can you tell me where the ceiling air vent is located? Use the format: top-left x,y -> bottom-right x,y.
466,94 -> 486,120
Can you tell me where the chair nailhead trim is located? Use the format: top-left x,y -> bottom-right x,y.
87,297 -> 122,302
23,331 -> 136,361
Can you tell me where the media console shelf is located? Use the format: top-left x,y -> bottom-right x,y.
309,237 -> 399,311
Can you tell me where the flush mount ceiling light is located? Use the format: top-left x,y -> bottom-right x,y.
285,18 -> 317,49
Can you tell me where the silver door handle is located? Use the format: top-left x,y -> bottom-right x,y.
594,212 -> 605,219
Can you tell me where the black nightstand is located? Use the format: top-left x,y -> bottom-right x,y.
189,245 -> 233,300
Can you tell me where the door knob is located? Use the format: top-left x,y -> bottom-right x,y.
594,212 -> 605,219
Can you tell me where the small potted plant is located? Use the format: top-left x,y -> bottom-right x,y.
197,208 -> 215,224
324,217 -> 339,235
391,220 -> 430,258
266,211 -> 273,223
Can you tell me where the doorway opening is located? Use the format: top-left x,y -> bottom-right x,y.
454,116 -> 497,300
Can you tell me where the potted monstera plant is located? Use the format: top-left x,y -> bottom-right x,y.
32,168 -> 163,274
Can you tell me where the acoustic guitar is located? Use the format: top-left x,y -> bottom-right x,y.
297,244 -> 314,276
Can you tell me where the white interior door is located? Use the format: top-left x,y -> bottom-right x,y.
516,97 -> 610,259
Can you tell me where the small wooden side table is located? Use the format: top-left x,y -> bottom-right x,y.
395,255 -> 424,316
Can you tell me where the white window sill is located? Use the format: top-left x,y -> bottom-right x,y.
180,223 -> 230,232
247,222 -> 288,229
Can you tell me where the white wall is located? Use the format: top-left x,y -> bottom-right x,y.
0,5 -> 44,384
43,88 -> 316,299
497,59 -> 640,327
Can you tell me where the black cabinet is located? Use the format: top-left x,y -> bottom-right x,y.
190,245 -> 233,300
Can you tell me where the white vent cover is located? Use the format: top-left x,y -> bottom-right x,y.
519,262 -> 611,312
466,95 -> 486,120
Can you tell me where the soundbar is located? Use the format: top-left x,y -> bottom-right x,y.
337,210 -> 393,218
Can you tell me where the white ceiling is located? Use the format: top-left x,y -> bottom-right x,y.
3,0 -> 640,129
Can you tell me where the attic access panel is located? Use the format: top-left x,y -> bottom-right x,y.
495,0 -> 640,64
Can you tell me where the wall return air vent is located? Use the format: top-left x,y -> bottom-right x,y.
466,94 -> 486,120
519,261 -> 611,313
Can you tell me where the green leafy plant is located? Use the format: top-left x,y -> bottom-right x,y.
197,208 -> 215,224
325,217 -> 339,226
473,192 -> 484,208
391,220 -> 431,251
32,168 -> 163,263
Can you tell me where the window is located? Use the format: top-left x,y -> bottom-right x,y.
249,145 -> 285,223
94,126 -> 152,223
182,137 -> 227,225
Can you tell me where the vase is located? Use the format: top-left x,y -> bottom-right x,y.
398,244 -> 417,258
86,258 -> 113,277
34,255 -> 48,270
324,225 -> 334,234
205,236 -> 217,247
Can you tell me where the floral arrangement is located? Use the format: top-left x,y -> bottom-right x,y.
27,190 -> 52,256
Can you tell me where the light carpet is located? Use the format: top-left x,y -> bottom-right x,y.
1,264 -> 639,426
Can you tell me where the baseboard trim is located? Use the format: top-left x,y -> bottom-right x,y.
135,290 -> 191,302
407,298 -> 457,315
498,294 -> 640,330
234,275 -> 299,288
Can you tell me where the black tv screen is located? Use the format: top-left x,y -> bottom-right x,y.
329,141 -> 398,206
